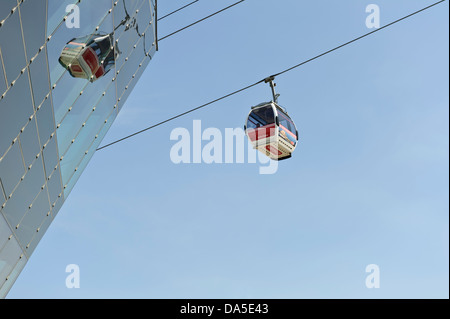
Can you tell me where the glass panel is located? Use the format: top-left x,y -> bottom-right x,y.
144,28 -> 157,58
19,117 -> 40,169
114,0 -> 150,71
57,33 -> 117,83
247,104 -> 275,128
47,0 -> 78,37
277,108 -> 296,132
113,0 -> 143,39
0,253 -> 27,299
49,196 -> 64,219
19,0 -> 47,61
46,165 -> 63,206
24,206 -> 52,256
115,24 -> 141,72
47,0 -> 114,85
60,86 -> 117,185
49,8 -> 114,125
51,69 -> 88,126
276,107 -> 297,146
64,110 -> 116,197
42,136 -> 59,179
56,71 -> 115,155
0,0 -> 18,23
116,37 -> 145,101
0,67 -> 34,158
0,235 -> 23,286
0,214 -> 13,253
48,0 -> 113,37
35,96 -> 56,148
28,47 -> 51,110
135,0 -> 153,49
117,54 -> 150,111
0,9 -> 27,84
246,105 -> 276,143
0,157 -> 46,228
0,141 -> 25,197
15,188 -> 51,248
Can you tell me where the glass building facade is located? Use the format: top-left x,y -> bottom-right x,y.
0,0 -> 157,297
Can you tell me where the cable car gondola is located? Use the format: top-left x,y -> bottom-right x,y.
59,33 -> 118,82
59,1 -> 148,83
244,77 -> 298,161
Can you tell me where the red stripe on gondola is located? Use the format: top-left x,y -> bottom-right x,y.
247,124 -> 276,142
94,65 -> 105,78
266,145 -> 282,156
82,47 -> 98,73
68,42 -> 85,47
71,65 -> 83,73
279,124 -> 297,139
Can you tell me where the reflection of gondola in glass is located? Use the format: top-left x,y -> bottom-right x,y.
244,78 -> 298,161
58,33 -> 118,82
59,0 -> 147,82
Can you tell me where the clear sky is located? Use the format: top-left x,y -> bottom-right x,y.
8,0 -> 449,298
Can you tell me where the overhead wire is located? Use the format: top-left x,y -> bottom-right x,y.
158,0 -> 245,41
96,81 -> 261,151
157,0 -> 200,21
270,0 -> 447,78
96,0 -> 446,151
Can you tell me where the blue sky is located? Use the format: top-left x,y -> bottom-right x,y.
8,0 -> 449,298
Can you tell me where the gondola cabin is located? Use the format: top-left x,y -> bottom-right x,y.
245,102 -> 298,161
59,33 -> 117,82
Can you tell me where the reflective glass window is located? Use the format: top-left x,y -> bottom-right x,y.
114,0 -> 151,71
49,7 -> 114,125
64,110 -> 116,197
117,54 -> 150,111
18,117 -> 40,169
113,0 -> 142,39
46,166 -> 63,206
0,141 -> 25,197
0,0 -> 18,23
116,38 -> 146,100
60,87 -> 117,185
28,48 -> 51,110
47,0 -> 79,37
35,97 -> 56,148
56,70 -> 115,155
145,34 -> 157,60
50,196 -> 63,219
134,0 -> 154,47
277,109 -> 295,132
24,208 -> 52,256
42,137 -> 59,179
0,214 -> 13,253
15,188 -> 51,247
1,156 -> 45,228
0,71 -> 34,158
247,105 -> 275,129
0,9 -> 27,84
0,235 -> 23,287
19,0 -> 47,61
0,254 -> 26,299
276,107 -> 297,145
47,0 -> 113,85
51,71 -> 88,125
